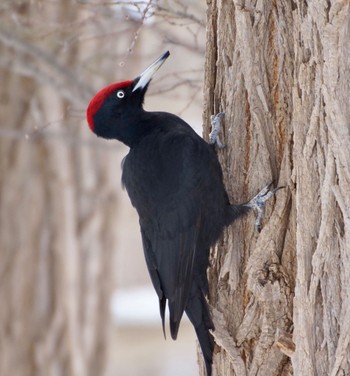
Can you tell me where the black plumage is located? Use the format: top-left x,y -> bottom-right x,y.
86,52 -> 275,376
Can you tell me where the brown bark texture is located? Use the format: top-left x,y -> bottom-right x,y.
203,1 -> 350,376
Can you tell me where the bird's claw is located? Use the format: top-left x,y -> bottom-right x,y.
209,112 -> 225,149
246,182 -> 284,232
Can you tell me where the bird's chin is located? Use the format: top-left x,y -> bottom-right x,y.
93,126 -> 117,140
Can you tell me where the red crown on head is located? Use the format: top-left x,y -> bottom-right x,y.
86,80 -> 133,131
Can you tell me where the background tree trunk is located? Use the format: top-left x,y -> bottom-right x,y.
203,1 -> 349,375
0,2 -> 207,375
0,3 -> 119,375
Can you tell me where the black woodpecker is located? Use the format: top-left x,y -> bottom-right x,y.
86,51 -> 281,376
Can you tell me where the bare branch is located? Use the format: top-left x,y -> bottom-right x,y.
0,26 -> 94,106
76,0 -> 205,26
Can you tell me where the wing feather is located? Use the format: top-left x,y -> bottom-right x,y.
122,127 -> 217,337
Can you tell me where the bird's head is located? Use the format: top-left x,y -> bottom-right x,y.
86,51 -> 170,145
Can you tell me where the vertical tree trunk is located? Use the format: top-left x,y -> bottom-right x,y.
0,3 -> 119,376
203,1 -> 349,375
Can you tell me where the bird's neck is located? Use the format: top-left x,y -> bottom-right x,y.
120,110 -> 157,148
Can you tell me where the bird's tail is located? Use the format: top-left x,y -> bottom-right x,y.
185,282 -> 214,376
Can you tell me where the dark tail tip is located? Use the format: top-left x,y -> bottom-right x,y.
195,325 -> 214,376
159,297 -> 167,339
185,285 -> 214,376
170,317 -> 180,340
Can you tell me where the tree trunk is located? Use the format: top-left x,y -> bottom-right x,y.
0,3 -> 119,376
203,1 -> 349,375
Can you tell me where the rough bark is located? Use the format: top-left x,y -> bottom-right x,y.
203,1 -> 349,375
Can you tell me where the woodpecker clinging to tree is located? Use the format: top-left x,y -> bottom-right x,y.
86,51 -> 281,376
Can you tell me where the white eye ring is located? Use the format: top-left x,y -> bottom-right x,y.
116,90 -> 125,99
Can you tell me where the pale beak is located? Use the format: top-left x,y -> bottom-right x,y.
132,51 -> 170,92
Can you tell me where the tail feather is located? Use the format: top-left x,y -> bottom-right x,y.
185,283 -> 214,376
168,300 -> 184,340
169,311 -> 180,340
194,323 -> 214,376
159,296 -> 166,339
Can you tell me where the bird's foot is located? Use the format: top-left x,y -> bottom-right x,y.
245,182 -> 284,232
209,112 -> 225,149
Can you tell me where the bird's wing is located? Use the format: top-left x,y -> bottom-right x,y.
140,219 -> 200,339
123,130 -> 213,339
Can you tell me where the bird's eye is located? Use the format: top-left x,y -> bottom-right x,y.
116,90 -> 125,99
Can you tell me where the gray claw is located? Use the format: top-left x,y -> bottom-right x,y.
209,112 -> 225,149
246,182 -> 284,232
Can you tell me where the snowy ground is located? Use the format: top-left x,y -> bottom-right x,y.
109,286 -> 197,376
111,285 -> 191,326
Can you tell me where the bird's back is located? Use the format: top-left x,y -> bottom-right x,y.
122,111 -> 229,245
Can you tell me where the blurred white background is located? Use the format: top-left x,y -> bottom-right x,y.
0,1 -> 206,375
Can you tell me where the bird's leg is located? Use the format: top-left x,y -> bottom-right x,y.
244,182 -> 284,232
209,112 -> 225,149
